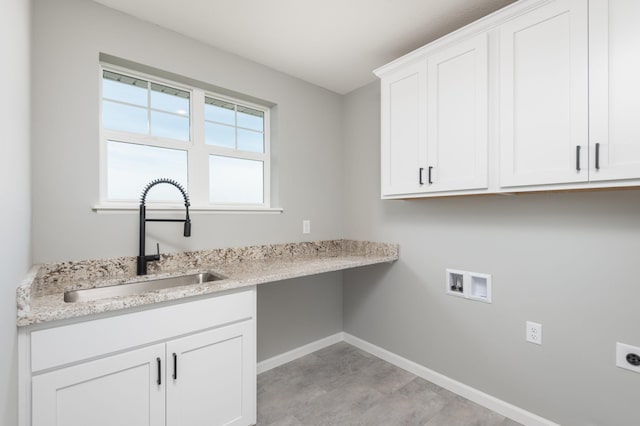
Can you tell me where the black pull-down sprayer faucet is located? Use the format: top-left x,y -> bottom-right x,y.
137,178 -> 191,275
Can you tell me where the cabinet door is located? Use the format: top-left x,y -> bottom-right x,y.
32,344 -> 165,426
166,320 -> 256,426
590,0 -> 640,181
427,33 -> 488,192
499,0 -> 588,187
380,59 -> 427,197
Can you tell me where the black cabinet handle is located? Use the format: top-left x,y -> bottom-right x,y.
172,352 -> 177,380
576,146 -> 581,171
419,168 -> 424,185
428,166 -> 433,184
156,357 -> 161,385
595,143 -> 600,170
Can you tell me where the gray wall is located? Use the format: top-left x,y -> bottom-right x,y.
31,0 -> 344,362
258,273 -> 343,360
342,82 -> 640,426
1,0 -> 31,425
32,0 -> 344,262
26,1 -> 639,424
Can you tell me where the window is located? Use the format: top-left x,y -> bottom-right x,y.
204,97 -> 268,205
99,67 -> 271,210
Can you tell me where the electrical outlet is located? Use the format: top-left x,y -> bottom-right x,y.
616,342 -> 640,374
302,220 -> 311,234
526,321 -> 542,345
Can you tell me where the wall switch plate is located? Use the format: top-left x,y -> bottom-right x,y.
526,321 -> 542,345
302,220 -> 311,234
616,342 -> 640,374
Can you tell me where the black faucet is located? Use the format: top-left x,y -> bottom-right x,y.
137,178 -> 191,275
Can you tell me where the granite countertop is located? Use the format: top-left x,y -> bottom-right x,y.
17,240 -> 398,326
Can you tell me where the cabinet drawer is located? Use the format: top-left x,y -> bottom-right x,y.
31,288 -> 255,373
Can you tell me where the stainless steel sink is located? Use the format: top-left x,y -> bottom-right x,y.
64,272 -> 226,303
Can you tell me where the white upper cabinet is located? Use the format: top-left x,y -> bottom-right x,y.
499,0 -> 589,188
427,33 -> 488,192
380,59 -> 427,197
378,33 -> 488,198
589,0 -> 640,181
377,0 -> 640,198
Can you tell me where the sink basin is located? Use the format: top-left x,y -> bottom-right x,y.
64,272 -> 226,303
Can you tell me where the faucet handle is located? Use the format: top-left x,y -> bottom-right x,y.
156,243 -> 160,259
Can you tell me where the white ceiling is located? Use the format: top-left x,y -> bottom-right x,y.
92,0 -> 516,94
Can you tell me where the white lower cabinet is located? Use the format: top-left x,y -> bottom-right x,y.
32,344 -> 165,426
23,288 -> 257,426
166,321 -> 254,426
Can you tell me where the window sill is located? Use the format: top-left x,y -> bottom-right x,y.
92,203 -> 284,214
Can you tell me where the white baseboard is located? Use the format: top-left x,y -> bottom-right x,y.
257,332 -> 559,426
343,333 -> 560,426
257,332 -> 344,374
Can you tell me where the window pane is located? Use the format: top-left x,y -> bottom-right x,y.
103,100 -> 148,134
205,122 -> 235,148
237,129 -> 264,153
150,83 -> 190,115
107,141 -> 188,202
102,71 -> 148,106
237,106 -> 264,131
209,155 -> 263,204
205,98 -> 235,124
150,111 -> 189,141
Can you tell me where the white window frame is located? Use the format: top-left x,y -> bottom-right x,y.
95,64 -> 277,213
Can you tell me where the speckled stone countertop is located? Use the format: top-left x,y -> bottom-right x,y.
17,240 -> 398,326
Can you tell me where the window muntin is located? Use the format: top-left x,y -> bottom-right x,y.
205,98 -> 235,124
102,102 -> 149,134
99,66 -> 271,209
102,72 -> 148,106
102,71 -> 191,141
204,97 -> 265,153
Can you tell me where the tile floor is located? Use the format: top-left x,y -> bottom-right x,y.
257,342 -> 523,426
